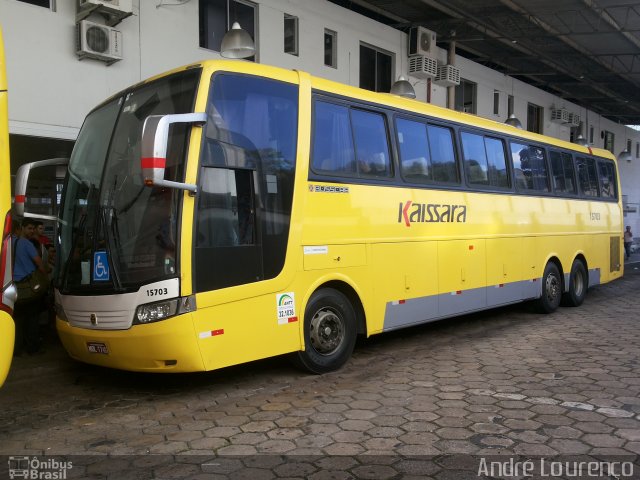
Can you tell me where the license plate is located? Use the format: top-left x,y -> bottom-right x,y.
87,342 -> 109,354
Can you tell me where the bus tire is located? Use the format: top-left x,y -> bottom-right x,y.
561,259 -> 587,307
294,288 -> 357,374
537,262 -> 562,314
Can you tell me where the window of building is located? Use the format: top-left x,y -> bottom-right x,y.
510,142 -> 549,192
455,79 -> 477,114
589,125 -> 594,144
603,130 -> 614,153
461,132 -> 509,188
17,0 -> 51,7
493,90 -> 500,116
199,0 -> 256,60
569,123 -> 582,144
636,142 -> 639,158
549,150 -> 577,195
627,139 -> 632,153
576,157 -> 599,197
284,14 -> 298,56
526,103 -> 543,134
359,43 -> 392,93
507,95 -> 514,117
324,29 -> 337,68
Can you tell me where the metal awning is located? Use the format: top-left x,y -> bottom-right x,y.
330,0 -> 640,125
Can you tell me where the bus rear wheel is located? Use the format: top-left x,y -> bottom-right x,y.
294,288 -> 357,374
561,259 -> 587,307
537,262 -> 562,314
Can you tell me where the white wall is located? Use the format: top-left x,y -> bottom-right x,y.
1,0 -> 639,232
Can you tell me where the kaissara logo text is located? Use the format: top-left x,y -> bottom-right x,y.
398,201 -> 467,227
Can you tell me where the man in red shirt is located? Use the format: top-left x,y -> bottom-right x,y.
34,221 -> 52,248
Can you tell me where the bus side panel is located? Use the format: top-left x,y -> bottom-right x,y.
193,262 -> 378,371
486,237 -> 524,305
370,242 -> 438,332
193,291 -> 301,371
437,239 -> 487,314
0,312 -> 13,383
0,25 -> 14,385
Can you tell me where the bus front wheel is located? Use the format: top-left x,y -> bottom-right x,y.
561,259 -> 587,307
537,262 -> 562,314
295,288 -> 357,374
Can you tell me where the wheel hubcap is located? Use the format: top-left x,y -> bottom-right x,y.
546,273 -> 560,303
309,308 -> 344,355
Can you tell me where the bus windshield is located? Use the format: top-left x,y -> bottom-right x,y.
58,69 -> 200,293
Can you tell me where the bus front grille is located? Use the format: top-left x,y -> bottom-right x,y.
66,308 -> 133,330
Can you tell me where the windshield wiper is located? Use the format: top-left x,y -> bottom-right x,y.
60,180 -> 93,293
101,176 -> 125,292
61,208 -> 86,293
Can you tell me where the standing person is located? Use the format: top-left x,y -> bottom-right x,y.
34,221 -> 52,248
624,226 -> 633,260
32,220 -> 51,281
12,218 -> 48,355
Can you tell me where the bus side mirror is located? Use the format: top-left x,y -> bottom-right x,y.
140,113 -> 207,193
14,157 -> 69,220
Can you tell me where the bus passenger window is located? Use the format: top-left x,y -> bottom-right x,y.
427,125 -> 459,183
461,132 -> 510,188
461,132 -> 488,185
598,160 -> 616,199
396,118 -> 431,182
549,151 -> 577,195
510,142 -> 549,192
484,137 -> 510,188
311,101 -> 356,175
576,157 -> 599,197
351,109 -> 392,178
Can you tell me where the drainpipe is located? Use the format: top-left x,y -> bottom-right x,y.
447,32 -> 456,109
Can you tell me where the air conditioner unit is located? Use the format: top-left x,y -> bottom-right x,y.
76,20 -> 123,64
568,113 -> 581,127
408,55 -> 437,79
79,0 -> 133,14
551,108 -> 569,123
77,0 -> 133,26
434,64 -> 460,86
408,26 -> 437,58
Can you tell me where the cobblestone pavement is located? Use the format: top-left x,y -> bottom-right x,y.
0,265 -> 639,478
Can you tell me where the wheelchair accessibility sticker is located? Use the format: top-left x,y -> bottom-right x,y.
93,252 -> 110,282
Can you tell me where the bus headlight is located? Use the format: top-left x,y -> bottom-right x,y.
134,299 -> 178,324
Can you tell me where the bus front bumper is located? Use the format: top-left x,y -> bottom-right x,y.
56,314 -> 206,372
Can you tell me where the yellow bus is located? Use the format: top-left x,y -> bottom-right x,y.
16,60 -> 623,374
0,25 -> 16,385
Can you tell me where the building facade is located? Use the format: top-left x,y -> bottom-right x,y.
2,0 -> 639,232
